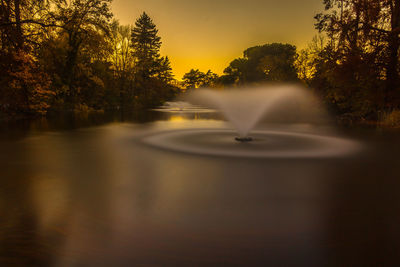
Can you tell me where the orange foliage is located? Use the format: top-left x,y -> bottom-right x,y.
1,50 -> 54,116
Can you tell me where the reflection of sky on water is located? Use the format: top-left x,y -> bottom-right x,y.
0,111 -> 400,266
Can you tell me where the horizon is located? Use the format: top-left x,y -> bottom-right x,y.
111,0 -> 324,79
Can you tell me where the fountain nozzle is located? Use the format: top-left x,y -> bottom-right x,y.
235,136 -> 253,142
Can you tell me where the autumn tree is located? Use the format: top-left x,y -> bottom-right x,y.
0,3 -> 177,117
314,0 -> 400,113
0,0 -> 54,51
0,0 -> 55,116
48,0 -> 113,106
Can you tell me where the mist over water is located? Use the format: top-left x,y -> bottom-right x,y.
186,84 -> 327,138
0,106 -> 400,266
140,84 -> 361,159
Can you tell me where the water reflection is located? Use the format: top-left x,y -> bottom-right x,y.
0,110 -> 400,266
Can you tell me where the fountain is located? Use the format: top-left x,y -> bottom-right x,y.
144,84 -> 361,158
152,101 -> 216,113
186,85 -> 325,141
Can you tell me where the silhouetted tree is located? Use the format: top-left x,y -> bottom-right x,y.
312,0 -> 400,117
221,43 -> 298,86
182,69 -> 219,89
130,12 -> 177,107
182,69 -> 204,89
295,35 -> 326,85
203,70 -> 219,87
157,56 -> 174,83
130,12 -> 161,79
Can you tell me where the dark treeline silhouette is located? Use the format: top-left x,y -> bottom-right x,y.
182,69 -> 219,89
308,0 -> 400,123
2,0 -> 400,125
181,43 -> 298,90
0,0 -> 177,119
182,0 -> 400,125
221,43 -> 298,85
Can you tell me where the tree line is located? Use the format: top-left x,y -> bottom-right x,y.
182,43 -> 298,89
182,0 -> 400,123
308,0 -> 400,121
0,0 -> 177,119
1,0 -> 400,123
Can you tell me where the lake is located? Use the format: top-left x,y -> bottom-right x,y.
1,108 -> 400,266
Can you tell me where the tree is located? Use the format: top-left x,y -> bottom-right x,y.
295,35 -> 326,84
315,0 -> 400,110
0,0 -> 55,116
0,50 -> 54,116
130,12 -> 162,79
182,69 -> 204,89
157,56 -> 174,83
130,12 -> 177,106
182,69 -> 219,89
109,21 -> 135,105
221,43 -> 298,86
383,0 -> 400,104
110,22 -> 134,79
0,0 -> 53,52
203,70 -> 219,87
221,58 -> 248,85
0,3 -> 177,117
51,0 -> 113,106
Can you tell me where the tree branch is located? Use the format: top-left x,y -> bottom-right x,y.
0,19 -> 62,28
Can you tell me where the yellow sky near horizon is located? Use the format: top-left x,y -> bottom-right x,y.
111,0 -> 324,80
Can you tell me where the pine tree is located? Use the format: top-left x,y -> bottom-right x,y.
157,56 -> 174,83
130,12 -> 162,78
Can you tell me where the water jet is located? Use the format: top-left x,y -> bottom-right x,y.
144,85 -> 361,158
186,85 -> 324,141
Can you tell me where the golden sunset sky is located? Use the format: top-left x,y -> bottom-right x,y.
112,0 -> 324,80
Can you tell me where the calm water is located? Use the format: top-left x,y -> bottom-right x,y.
0,109 -> 400,266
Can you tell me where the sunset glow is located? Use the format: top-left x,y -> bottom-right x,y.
111,0 -> 324,79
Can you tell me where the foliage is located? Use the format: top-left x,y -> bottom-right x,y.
130,12 -> 162,78
220,43 -> 298,86
1,0 -> 399,124
0,0 -> 52,51
130,12 -> 176,107
310,0 -> 400,117
109,22 -> 135,106
157,56 -> 174,83
182,69 -> 219,89
0,50 -> 54,116
49,0 -> 113,105
0,2 -> 178,119
380,109 -> 400,127
295,35 -> 326,84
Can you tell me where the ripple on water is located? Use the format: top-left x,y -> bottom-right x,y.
142,129 -> 362,158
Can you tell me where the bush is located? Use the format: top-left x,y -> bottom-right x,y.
380,109 -> 400,127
